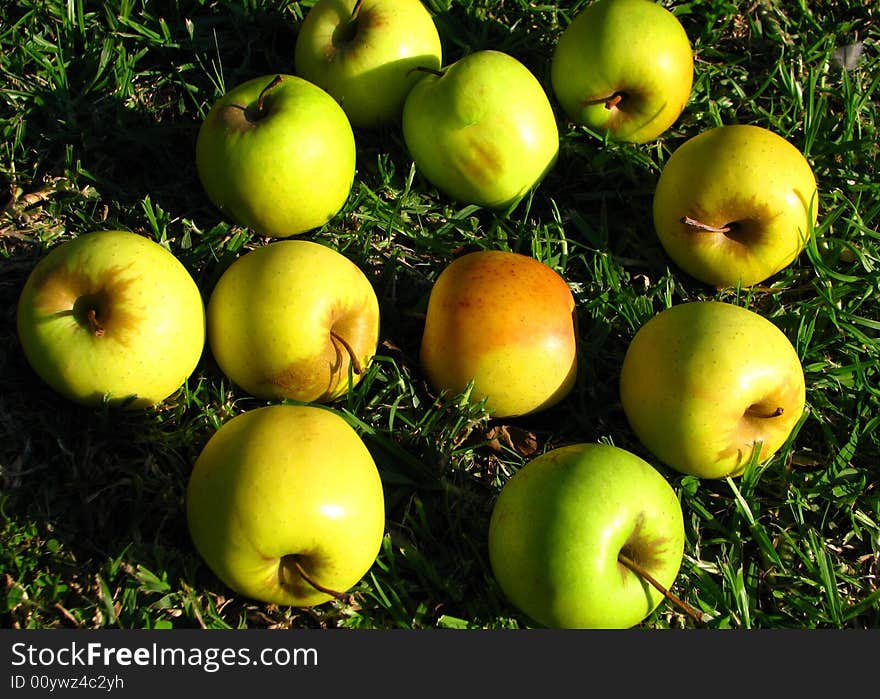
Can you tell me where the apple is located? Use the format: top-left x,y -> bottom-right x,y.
294,0 -> 443,130
419,249 -> 577,419
16,229 -> 205,409
619,300 -> 807,479
186,403 -> 386,607
401,49 -> 559,209
488,442 -> 686,629
195,73 -> 356,238
652,123 -> 819,288
550,0 -> 694,144
206,239 -> 379,403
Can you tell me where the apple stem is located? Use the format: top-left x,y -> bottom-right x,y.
256,75 -> 283,118
289,558 -> 347,600
87,308 -> 105,337
681,215 -> 732,234
330,330 -> 364,375
604,93 -> 623,110
409,66 -> 446,78
617,552 -> 708,625
351,0 -> 363,20
746,405 -> 785,419
583,91 -> 624,110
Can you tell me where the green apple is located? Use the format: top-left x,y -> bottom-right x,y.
186,403 -> 386,607
488,442 -> 686,629
195,74 -> 356,238
294,0 -> 443,129
402,49 -> 559,209
419,249 -> 577,419
206,239 -> 379,403
652,124 -> 819,288
550,0 -> 694,144
16,229 -> 205,409
619,300 -> 807,479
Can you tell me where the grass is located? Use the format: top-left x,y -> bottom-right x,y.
0,0 -> 878,630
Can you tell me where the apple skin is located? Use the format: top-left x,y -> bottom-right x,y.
402,49 -> 559,209
294,0 -> 443,129
419,249 -> 577,419
488,442 -> 686,629
186,403 -> 386,607
195,74 -> 356,238
619,300 -> 806,479
16,230 -> 206,409
550,0 -> 694,144
206,239 -> 379,403
652,124 -> 819,289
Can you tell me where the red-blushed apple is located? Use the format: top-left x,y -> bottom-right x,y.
419,249 -> 577,419
402,49 -> 559,209
294,0 -> 443,129
16,229 -> 205,409
652,123 -> 819,288
619,300 -> 807,479
186,403 -> 386,607
488,442 -> 688,628
195,74 -> 356,238
206,239 -> 379,403
551,0 -> 694,143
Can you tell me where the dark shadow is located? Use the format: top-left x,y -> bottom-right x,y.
0,2 -> 313,628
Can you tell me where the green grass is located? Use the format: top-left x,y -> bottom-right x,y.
1,0 -> 878,630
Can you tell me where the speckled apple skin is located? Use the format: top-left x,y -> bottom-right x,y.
420,250 -> 577,418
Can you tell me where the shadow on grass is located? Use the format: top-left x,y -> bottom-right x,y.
0,2 -> 313,628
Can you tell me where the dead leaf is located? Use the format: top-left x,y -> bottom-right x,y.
484,425 -> 540,457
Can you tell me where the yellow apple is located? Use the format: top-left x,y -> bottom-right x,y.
551,0 -> 694,144
16,229 -> 205,409
294,0 -> 443,129
186,404 -> 386,606
206,239 -> 379,403
652,124 -> 819,288
419,250 -> 578,418
619,300 -> 806,479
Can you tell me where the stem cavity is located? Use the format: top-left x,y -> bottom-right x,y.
256,75 -> 283,119
617,551 -> 708,624
746,405 -> 785,419
333,0 -> 363,44
583,91 -> 625,110
330,330 -> 364,375
87,308 -> 105,337
286,556 -> 346,600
